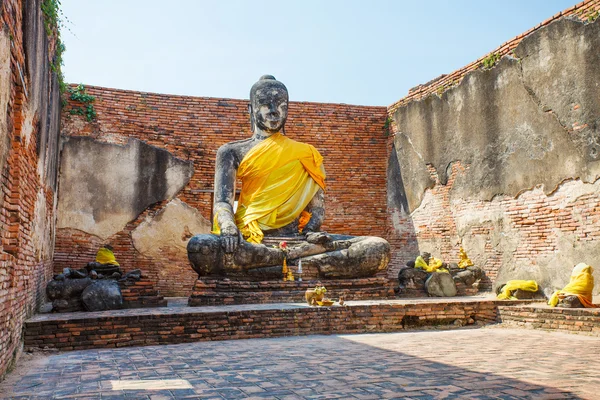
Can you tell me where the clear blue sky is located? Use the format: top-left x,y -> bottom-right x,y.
60,0 -> 576,106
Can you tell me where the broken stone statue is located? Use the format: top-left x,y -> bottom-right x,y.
45,248 -> 143,312
396,251 -> 484,297
188,75 -> 390,279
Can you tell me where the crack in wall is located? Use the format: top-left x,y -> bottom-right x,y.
517,59 -> 574,137
399,131 -> 425,163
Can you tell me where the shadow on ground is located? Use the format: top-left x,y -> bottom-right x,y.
2,327 -> 595,399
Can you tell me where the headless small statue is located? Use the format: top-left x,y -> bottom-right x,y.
187,75 -> 390,279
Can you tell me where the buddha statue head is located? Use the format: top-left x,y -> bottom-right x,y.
249,75 -> 289,134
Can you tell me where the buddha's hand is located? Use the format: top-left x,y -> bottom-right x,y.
220,224 -> 240,253
306,231 -> 334,249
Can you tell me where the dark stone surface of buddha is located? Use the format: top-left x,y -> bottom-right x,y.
188,75 -> 390,279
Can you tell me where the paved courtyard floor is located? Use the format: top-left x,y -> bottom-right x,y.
1,326 -> 599,399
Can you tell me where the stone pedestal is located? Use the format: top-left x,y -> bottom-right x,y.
188,277 -> 395,306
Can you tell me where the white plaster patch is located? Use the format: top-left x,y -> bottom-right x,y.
111,379 -> 192,390
410,190 -> 438,233
132,199 -> 211,259
577,34 -> 590,52
450,92 -> 464,113
165,158 -> 193,198
0,31 -> 11,174
494,69 -> 510,90
453,206 -> 504,236
553,178 -> 600,208
389,207 -> 401,231
465,73 -> 479,100
31,189 -> 53,262
20,106 -> 34,147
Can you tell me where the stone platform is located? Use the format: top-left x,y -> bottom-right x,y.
23,296 -> 530,352
498,302 -> 600,335
188,277 -> 394,306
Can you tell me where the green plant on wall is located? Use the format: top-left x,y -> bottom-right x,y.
41,0 -> 68,93
68,84 -> 97,122
383,116 -> 393,136
435,78 -> 460,97
588,10 -> 599,23
481,52 -> 501,69
436,86 -> 444,97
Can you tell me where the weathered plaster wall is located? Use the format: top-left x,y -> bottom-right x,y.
132,199 -> 211,259
388,16 -> 600,292
56,88 -> 390,296
0,0 -> 61,379
57,136 -> 193,239
0,32 -> 11,175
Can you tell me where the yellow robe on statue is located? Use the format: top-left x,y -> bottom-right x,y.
496,280 -> 538,300
233,132 -> 326,244
95,247 -> 119,266
548,263 -> 597,308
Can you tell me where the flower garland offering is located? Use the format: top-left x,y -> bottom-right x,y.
314,284 -> 327,296
279,241 -> 294,281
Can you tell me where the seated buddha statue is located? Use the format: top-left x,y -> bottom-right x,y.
187,75 -> 390,279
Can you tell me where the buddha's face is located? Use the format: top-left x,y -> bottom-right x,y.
252,85 -> 288,134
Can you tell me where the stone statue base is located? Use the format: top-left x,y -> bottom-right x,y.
188,277 -> 394,306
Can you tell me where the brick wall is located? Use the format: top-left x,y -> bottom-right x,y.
0,0 -> 61,379
57,87 -> 390,296
398,164 -> 600,291
385,0 -> 600,290
498,304 -> 600,335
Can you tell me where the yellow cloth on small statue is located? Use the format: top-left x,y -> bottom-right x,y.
497,280 -> 538,300
548,263 -> 596,308
226,132 -> 326,244
458,247 -> 474,269
415,256 -> 428,270
414,256 -> 448,273
95,247 -> 119,266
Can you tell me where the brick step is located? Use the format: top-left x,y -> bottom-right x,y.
25,297 -> 503,352
497,303 -> 600,335
193,277 -> 391,290
189,288 -> 394,306
189,277 -> 396,306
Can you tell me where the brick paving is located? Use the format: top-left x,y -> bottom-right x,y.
2,326 -> 600,399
